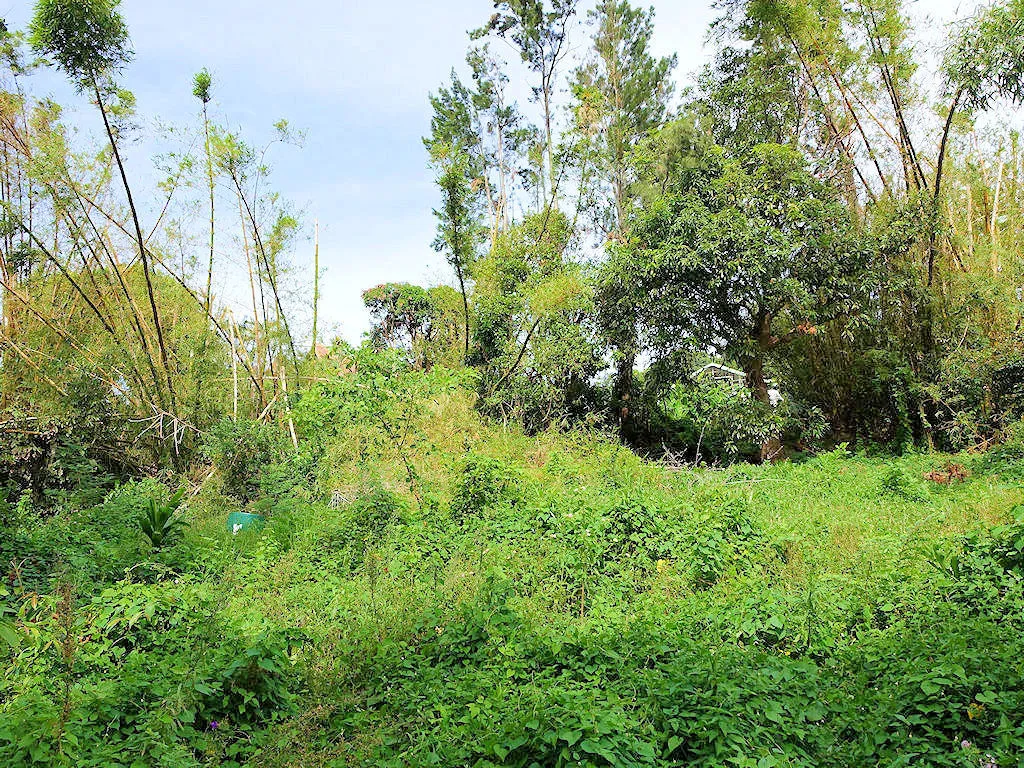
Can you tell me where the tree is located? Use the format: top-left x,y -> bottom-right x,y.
467,44 -> 533,240
572,1 -> 676,439
936,0 -> 1024,283
424,52 -> 530,243
618,143 -> 865,460
573,0 -> 675,233
363,282 -> 463,369
30,0 -> 178,421
193,68 -> 215,311
470,211 -> 599,430
432,151 -> 481,360
478,0 -> 578,204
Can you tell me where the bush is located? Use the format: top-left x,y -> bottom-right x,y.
878,462 -> 928,501
0,580 -> 303,767
203,419 -> 287,504
450,454 -> 519,521
312,483 -> 407,572
653,377 -> 783,463
980,420 -> 1024,480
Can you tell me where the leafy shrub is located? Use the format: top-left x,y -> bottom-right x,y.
312,484 -> 407,571
349,484 -> 407,539
878,463 -> 927,501
601,496 -> 663,563
0,580 -> 303,767
195,628 -> 305,739
654,377 -> 783,463
980,419 -> 1024,480
686,495 -> 762,589
450,454 -> 519,521
204,419 -> 287,504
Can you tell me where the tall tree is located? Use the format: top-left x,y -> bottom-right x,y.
30,0 -> 179,420
425,55 -> 530,243
478,0 -> 578,205
937,0 -> 1024,284
466,44 -> 532,240
572,1 -> 675,439
432,151 -> 480,359
193,68 -> 215,311
573,0 -> 675,234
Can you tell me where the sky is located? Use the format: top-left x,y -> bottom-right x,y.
2,0 -> 979,342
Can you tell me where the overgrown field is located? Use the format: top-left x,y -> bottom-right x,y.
4,361 -> 1024,767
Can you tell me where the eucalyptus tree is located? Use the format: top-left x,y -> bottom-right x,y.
29,0 -> 178,418
477,0 -> 578,205
425,47 -> 533,243
572,0 -> 675,234
467,44 -> 533,238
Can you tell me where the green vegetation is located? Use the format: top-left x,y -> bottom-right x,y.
4,360 -> 1024,766
4,0 -> 1024,765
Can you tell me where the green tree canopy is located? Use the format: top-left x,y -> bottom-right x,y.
29,0 -> 130,89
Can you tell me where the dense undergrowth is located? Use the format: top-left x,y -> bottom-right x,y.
4,355 -> 1024,767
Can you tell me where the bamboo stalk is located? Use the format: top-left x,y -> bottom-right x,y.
311,218 -> 320,354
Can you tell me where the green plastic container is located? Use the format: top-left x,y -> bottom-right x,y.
227,512 -> 264,534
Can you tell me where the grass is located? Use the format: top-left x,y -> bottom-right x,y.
5,377 -> 1024,766
188,414 -> 1023,766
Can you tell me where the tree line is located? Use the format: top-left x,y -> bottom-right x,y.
390,0 -> 1024,461
2,0 -> 1024,497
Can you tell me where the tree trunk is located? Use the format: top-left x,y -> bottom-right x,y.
613,345 -> 635,443
311,219 -> 320,353
745,319 -> 783,463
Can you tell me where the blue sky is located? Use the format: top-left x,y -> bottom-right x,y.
3,0 -> 975,342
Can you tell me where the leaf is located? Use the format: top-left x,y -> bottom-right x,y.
558,728 -> 583,746
0,620 -> 19,649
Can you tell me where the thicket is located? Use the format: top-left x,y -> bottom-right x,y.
1,0 -> 1024,474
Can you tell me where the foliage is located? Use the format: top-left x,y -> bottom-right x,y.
12,0 -> 1024,765
571,0 -> 676,233
654,375 -> 784,462
450,453 -> 520,521
363,282 -> 463,369
471,212 -> 601,431
0,579 -> 302,767
203,419 -> 287,505
944,0 -> 1024,112
137,486 -> 187,549
5,347 -> 1024,766
29,0 -> 130,89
